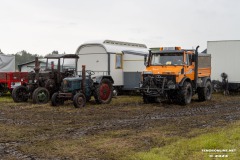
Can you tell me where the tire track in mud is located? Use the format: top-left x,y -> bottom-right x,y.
66,101 -> 240,138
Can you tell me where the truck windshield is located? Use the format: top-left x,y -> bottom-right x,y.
151,53 -> 184,65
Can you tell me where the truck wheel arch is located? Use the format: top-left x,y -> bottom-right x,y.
179,77 -> 192,87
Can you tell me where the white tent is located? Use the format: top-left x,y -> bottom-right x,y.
0,54 -> 15,72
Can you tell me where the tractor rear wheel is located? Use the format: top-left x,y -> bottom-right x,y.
73,93 -> 86,108
94,79 -> 113,104
12,86 -> 29,102
32,87 -> 50,104
51,92 -> 64,106
198,81 -> 212,101
178,81 -> 192,105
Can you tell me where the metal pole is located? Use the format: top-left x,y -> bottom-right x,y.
82,65 -> 86,94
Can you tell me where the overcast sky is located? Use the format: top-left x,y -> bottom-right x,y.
0,0 -> 239,55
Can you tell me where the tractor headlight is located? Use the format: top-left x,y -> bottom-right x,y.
92,77 -> 97,83
167,80 -> 175,89
63,80 -> 68,85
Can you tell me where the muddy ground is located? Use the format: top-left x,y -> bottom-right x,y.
0,94 -> 240,160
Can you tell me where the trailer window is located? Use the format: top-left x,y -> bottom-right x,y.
115,54 -> 123,69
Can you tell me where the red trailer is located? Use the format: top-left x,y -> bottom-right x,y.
0,72 -> 28,96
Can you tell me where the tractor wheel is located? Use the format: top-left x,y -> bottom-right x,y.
32,87 -> 50,104
178,81 -> 192,105
12,86 -> 29,102
73,93 -> 86,108
51,92 -> 64,106
94,79 -> 113,104
198,81 -> 212,101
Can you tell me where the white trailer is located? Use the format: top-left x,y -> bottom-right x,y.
207,40 -> 240,90
75,40 -> 148,93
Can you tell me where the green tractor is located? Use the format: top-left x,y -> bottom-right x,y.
51,65 -> 114,108
12,54 -> 79,104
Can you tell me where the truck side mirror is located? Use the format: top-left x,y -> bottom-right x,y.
144,54 -> 148,66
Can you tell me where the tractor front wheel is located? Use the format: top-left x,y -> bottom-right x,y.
73,93 -> 86,108
12,86 -> 29,102
32,87 -> 50,104
94,79 -> 113,104
51,92 -> 64,106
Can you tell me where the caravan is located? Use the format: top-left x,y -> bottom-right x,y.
75,40 -> 148,94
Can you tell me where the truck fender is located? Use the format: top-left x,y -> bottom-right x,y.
92,75 -> 114,84
179,77 -> 191,87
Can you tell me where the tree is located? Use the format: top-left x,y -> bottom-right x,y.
52,50 -> 59,54
14,50 -> 43,69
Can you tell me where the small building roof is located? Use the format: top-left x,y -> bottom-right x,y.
18,59 -> 46,67
44,54 -> 79,59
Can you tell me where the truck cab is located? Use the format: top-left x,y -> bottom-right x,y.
141,46 -> 212,105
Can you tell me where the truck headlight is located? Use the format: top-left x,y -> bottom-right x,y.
167,80 -> 175,89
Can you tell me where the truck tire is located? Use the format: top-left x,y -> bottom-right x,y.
12,86 -> 29,102
32,87 -> 50,104
73,93 -> 86,108
198,81 -> 212,101
178,81 -> 192,105
94,79 -> 113,104
51,92 -> 64,106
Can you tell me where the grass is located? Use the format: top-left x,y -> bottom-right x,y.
131,121 -> 240,160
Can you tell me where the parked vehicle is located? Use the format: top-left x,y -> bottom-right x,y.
51,65 -> 114,108
0,72 -> 28,96
12,54 -> 79,104
75,40 -> 148,95
208,40 -> 240,92
136,46 -> 212,105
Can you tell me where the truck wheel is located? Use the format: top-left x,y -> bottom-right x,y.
73,93 -> 86,108
51,92 -> 64,106
198,81 -> 212,101
179,81 -> 192,105
12,86 -> 29,102
94,79 -> 113,104
32,87 -> 50,104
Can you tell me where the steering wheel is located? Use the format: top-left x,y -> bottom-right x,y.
86,70 -> 95,75
64,69 -> 75,77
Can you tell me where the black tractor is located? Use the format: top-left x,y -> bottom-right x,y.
51,65 -> 114,108
12,54 -> 79,104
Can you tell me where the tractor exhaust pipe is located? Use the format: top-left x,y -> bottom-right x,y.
194,46 -> 199,89
34,57 -> 40,82
82,65 -> 86,94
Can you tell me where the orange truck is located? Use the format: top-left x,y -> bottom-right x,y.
140,46 -> 211,105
